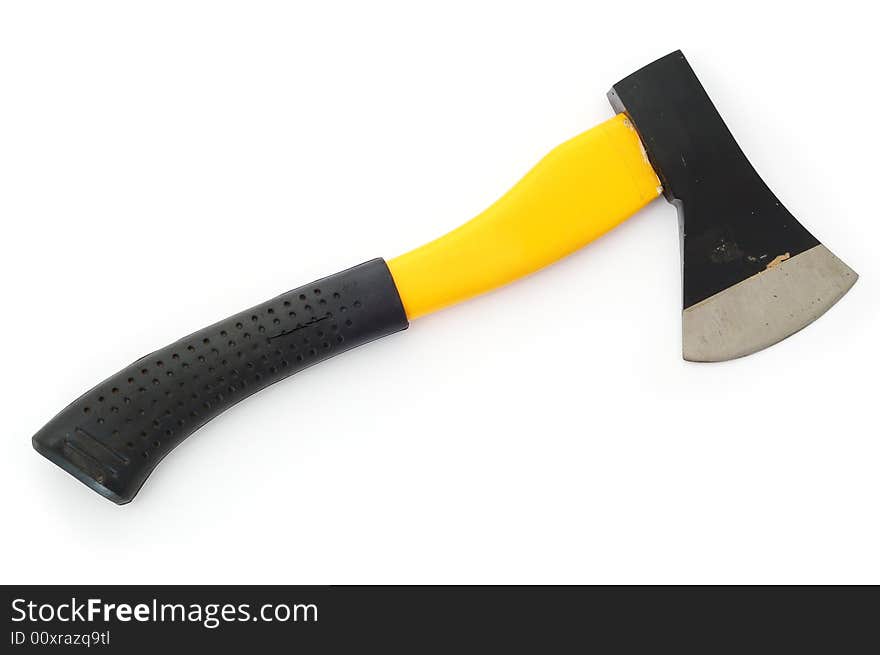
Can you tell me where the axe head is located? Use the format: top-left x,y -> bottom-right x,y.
609,51 -> 857,361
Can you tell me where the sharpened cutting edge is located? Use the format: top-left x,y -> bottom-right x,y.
682,245 -> 858,361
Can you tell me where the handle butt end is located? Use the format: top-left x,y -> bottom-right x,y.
32,258 -> 407,504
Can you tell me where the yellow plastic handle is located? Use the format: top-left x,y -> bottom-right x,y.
387,113 -> 661,320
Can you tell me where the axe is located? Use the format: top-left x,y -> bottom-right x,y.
33,51 -> 857,504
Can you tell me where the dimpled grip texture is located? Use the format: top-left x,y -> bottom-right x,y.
32,259 -> 408,504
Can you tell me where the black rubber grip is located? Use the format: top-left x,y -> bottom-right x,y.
32,258 -> 408,504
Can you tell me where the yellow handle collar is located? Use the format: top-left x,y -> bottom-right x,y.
387,113 -> 661,320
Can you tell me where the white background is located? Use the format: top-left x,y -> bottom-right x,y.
0,1 -> 876,584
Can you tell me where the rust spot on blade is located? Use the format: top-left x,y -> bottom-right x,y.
766,252 -> 791,269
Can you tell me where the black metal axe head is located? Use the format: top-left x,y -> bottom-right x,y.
609,51 -> 857,361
